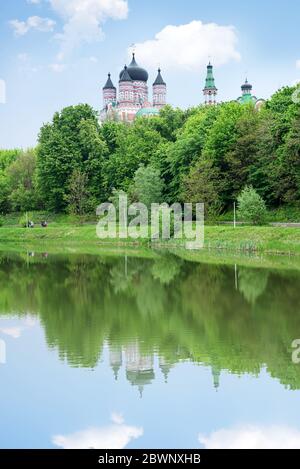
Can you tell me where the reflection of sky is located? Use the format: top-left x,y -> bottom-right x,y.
1,318 -> 300,449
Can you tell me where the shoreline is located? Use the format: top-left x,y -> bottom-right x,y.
1,224 -> 300,271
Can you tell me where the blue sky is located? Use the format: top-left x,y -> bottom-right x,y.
0,0 -> 300,148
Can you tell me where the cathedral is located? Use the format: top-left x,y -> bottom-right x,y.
100,53 -> 166,122
101,54 -> 264,122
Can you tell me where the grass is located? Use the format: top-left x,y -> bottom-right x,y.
0,222 -> 300,255
217,206 -> 300,223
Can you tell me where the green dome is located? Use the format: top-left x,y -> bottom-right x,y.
238,93 -> 257,104
136,107 -> 159,117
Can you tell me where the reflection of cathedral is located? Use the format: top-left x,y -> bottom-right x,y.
109,342 -> 174,397
108,342 -> 220,395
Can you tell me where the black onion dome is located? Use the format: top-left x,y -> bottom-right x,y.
241,78 -> 252,91
119,53 -> 148,82
153,68 -> 166,86
103,73 -> 116,90
119,65 -> 133,82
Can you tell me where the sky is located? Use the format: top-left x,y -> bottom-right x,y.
0,0 -> 300,148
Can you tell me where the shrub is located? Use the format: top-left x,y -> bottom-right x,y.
237,186 -> 267,225
19,212 -> 34,228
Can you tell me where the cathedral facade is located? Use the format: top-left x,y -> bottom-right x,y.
101,53 -> 167,122
101,55 -> 264,122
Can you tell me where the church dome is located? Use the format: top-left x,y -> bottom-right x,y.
241,78 -> 252,91
119,53 -> 149,82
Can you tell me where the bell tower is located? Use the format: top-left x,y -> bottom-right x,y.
203,62 -> 218,105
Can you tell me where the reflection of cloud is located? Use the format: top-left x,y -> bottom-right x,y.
0,317 -> 37,339
53,414 -> 143,449
199,425 -> 300,449
0,327 -> 23,339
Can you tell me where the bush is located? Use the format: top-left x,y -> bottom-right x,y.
19,212 -> 34,228
237,186 -> 267,225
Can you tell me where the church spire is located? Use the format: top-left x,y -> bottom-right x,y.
153,68 -> 167,109
203,62 -> 218,105
103,73 -> 116,90
153,68 -> 166,86
102,73 -> 117,108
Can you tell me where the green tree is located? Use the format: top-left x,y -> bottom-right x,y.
7,150 -> 39,212
132,165 -> 164,208
65,169 -> 89,216
183,159 -> 223,219
37,104 -> 107,212
237,186 -> 267,225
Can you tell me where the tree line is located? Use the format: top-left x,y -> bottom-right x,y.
0,84 -> 299,219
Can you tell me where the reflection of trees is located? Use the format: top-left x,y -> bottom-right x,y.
238,267 -> 269,304
0,251 -> 300,389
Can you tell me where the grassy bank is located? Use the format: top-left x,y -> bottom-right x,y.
0,223 -> 300,255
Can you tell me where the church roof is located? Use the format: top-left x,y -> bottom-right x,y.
241,78 -> 252,91
119,66 -> 133,82
153,68 -> 166,86
136,107 -> 160,117
203,62 -> 217,91
120,53 -> 149,82
103,73 -> 116,90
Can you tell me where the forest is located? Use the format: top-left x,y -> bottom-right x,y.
0,84 -> 299,221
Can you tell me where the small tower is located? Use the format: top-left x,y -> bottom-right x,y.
103,73 -> 116,108
241,78 -> 253,98
203,62 -> 218,105
237,78 -> 265,109
118,65 -> 135,121
153,68 -> 167,110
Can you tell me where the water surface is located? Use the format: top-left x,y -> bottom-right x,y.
0,250 -> 300,449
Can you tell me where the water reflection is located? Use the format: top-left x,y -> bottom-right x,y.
53,413 -> 143,450
0,251 -> 300,391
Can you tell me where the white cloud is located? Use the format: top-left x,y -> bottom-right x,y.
131,20 -> 240,71
0,327 -> 23,339
18,53 -> 30,62
199,425 -> 300,449
53,414 -> 143,449
296,60 -> 300,69
49,63 -> 67,72
49,0 -> 129,60
27,0 -> 42,4
10,16 -> 56,36
89,56 -> 98,63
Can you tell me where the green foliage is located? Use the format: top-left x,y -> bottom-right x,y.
65,169 -> 89,216
37,104 -> 108,212
1,83 -> 300,218
132,164 -> 164,208
18,212 -> 34,228
237,186 -> 267,225
183,158 -> 223,219
7,150 -> 39,212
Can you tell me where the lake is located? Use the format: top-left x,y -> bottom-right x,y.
0,250 -> 300,449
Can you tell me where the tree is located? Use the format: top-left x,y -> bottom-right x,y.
37,104 -> 107,212
183,159 -> 223,219
225,106 -> 260,200
237,186 -> 267,225
132,165 -> 164,208
7,150 -> 39,212
166,105 -> 220,201
65,169 -> 89,216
